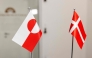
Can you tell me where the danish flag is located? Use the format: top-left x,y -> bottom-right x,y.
12,10 -> 42,52
69,10 -> 87,49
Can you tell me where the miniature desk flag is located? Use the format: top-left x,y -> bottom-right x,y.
69,10 -> 87,49
12,10 -> 42,52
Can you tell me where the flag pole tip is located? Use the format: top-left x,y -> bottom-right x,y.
28,7 -> 31,8
74,9 -> 75,11
28,7 -> 31,10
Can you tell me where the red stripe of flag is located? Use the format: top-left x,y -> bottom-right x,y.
69,23 -> 74,32
78,20 -> 86,40
71,28 -> 83,49
72,11 -> 79,22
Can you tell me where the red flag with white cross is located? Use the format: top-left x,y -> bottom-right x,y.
69,10 -> 87,49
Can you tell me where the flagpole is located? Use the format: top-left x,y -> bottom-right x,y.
71,36 -> 74,58
31,52 -> 32,58
71,9 -> 75,58
28,7 -> 33,58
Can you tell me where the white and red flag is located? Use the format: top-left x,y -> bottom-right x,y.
69,10 -> 87,49
12,10 -> 42,52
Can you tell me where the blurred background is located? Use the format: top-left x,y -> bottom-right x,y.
0,0 -> 92,58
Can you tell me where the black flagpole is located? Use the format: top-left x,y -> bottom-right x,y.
71,9 -> 75,58
31,53 -> 32,58
28,7 -> 32,58
71,36 -> 74,58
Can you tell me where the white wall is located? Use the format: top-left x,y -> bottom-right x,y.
86,0 -> 92,58
39,0 -> 88,58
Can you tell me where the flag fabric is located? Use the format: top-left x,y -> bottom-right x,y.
12,10 -> 42,52
69,10 -> 87,49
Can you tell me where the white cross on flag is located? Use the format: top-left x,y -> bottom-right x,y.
69,10 -> 87,49
12,10 -> 42,52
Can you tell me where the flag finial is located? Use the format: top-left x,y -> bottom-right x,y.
28,7 -> 31,10
74,9 -> 75,11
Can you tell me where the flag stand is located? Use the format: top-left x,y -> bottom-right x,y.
71,36 -> 74,58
